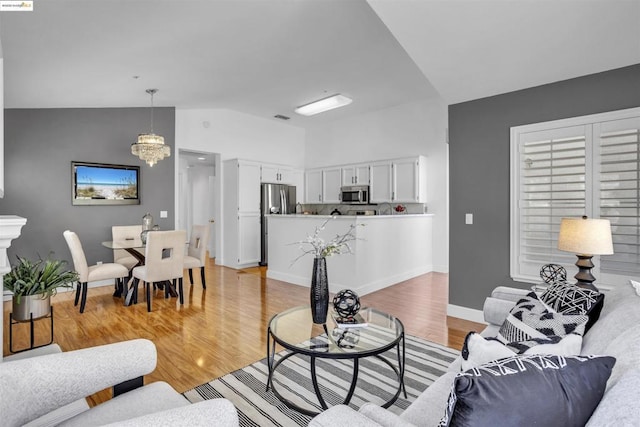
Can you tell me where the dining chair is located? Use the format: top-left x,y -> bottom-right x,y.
131,230 -> 186,312
184,224 -> 210,289
111,225 -> 143,270
63,230 -> 129,313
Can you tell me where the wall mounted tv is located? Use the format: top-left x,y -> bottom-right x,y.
71,161 -> 140,205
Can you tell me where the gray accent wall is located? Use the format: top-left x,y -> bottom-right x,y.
0,107 -> 175,266
449,63 -> 640,310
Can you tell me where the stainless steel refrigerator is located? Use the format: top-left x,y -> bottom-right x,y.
260,183 -> 296,265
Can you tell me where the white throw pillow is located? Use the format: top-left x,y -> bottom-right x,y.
524,333 -> 583,356
629,279 -> 640,297
461,332 -> 584,371
461,332 -> 515,371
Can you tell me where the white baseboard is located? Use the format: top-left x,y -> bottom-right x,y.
267,266 -> 433,297
354,266 -> 433,296
447,304 -> 486,324
432,264 -> 449,273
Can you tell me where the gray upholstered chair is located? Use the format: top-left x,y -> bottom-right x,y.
183,224 -> 210,289
111,225 -> 143,271
63,230 -> 129,313
132,230 -> 186,312
0,339 -> 239,427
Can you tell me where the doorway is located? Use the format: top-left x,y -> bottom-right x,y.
178,150 -> 219,259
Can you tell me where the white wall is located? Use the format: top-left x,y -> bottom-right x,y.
175,108 -> 306,263
305,98 -> 449,271
175,108 -> 306,166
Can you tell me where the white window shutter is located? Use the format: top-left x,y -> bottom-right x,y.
595,117 -> 640,283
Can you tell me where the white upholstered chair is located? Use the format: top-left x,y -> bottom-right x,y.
111,225 -> 143,271
0,339 -> 239,427
132,230 -> 186,312
63,230 -> 129,313
184,224 -> 210,289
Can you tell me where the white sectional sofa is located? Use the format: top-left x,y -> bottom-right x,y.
310,282 -> 640,426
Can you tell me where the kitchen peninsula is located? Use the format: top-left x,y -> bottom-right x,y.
266,214 -> 434,296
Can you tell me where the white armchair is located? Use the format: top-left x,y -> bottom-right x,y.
0,339 -> 239,427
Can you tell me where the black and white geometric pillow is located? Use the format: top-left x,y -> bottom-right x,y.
438,354 -> 616,427
540,281 -> 604,332
497,292 -> 588,345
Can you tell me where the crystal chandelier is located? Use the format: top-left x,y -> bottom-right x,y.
131,89 -> 170,167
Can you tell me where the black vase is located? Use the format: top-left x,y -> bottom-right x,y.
310,257 -> 329,324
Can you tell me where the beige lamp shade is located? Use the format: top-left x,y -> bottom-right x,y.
558,217 -> 614,255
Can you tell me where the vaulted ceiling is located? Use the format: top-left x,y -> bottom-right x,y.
1,0 -> 638,128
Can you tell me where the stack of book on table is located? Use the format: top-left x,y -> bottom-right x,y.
331,312 -> 368,329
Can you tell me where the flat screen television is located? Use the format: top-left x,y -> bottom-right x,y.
71,161 -> 140,205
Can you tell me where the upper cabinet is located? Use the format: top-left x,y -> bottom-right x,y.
261,163 -> 295,184
305,169 -> 323,203
322,167 -> 342,203
305,156 -> 428,205
370,161 -> 393,202
341,164 -> 370,186
370,156 -> 427,203
393,156 -> 427,203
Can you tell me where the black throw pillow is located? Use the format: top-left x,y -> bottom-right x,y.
540,281 -> 605,333
439,354 -> 615,427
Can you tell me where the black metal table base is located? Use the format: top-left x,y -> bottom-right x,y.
9,307 -> 55,353
266,326 -> 406,416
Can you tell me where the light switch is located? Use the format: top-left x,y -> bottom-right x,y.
160,210 -> 168,218
465,213 -> 473,225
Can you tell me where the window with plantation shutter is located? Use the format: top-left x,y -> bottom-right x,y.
511,107 -> 640,288
595,117 -> 640,284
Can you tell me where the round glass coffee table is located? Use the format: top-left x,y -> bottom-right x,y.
266,306 -> 406,416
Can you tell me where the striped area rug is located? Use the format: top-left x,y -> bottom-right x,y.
184,332 -> 459,426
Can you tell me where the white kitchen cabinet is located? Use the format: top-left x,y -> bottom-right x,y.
261,163 -> 294,184
238,212 -> 261,264
238,161 -> 262,212
341,164 -> 370,186
291,169 -> 304,204
222,159 -> 261,269
369,161 -> 393,202
322,167 -> 342,203
392,156 -> 427,203
305,169 -> 323,203
369,157 -> 427,203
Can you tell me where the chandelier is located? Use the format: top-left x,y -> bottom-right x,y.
131,89 -> 170,167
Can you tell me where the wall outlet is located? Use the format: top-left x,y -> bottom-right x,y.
160,210 -> 168,218
96,261 -> 103,265
465,213 -> 473,225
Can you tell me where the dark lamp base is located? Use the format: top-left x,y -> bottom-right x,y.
573,254 -> 599,292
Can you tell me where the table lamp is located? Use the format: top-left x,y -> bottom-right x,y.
557,216 -> 614,291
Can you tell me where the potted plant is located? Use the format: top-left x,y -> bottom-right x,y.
3,255 -> 78,321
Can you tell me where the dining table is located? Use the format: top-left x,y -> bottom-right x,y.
102,239 -> 179,305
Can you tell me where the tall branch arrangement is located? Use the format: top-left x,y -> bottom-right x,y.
291,218 -> 362,265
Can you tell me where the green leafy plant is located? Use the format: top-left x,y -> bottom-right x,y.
3,255 -> 78,304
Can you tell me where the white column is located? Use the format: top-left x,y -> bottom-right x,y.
0,216 -> 27,361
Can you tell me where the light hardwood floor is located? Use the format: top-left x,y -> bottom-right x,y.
3,260 -> 484,406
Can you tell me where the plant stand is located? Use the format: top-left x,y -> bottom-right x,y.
9,307 -> 54,353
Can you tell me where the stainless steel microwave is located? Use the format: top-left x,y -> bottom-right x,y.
340,185 -> 369,204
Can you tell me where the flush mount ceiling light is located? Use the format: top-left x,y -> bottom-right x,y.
294,94 -> 352,116
131,89 -> 170,167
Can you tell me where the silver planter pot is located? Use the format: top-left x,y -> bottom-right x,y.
13,294 -> 51,321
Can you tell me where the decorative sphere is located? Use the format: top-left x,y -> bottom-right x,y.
540,263 -> 567,284
332,289 -> 361,318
